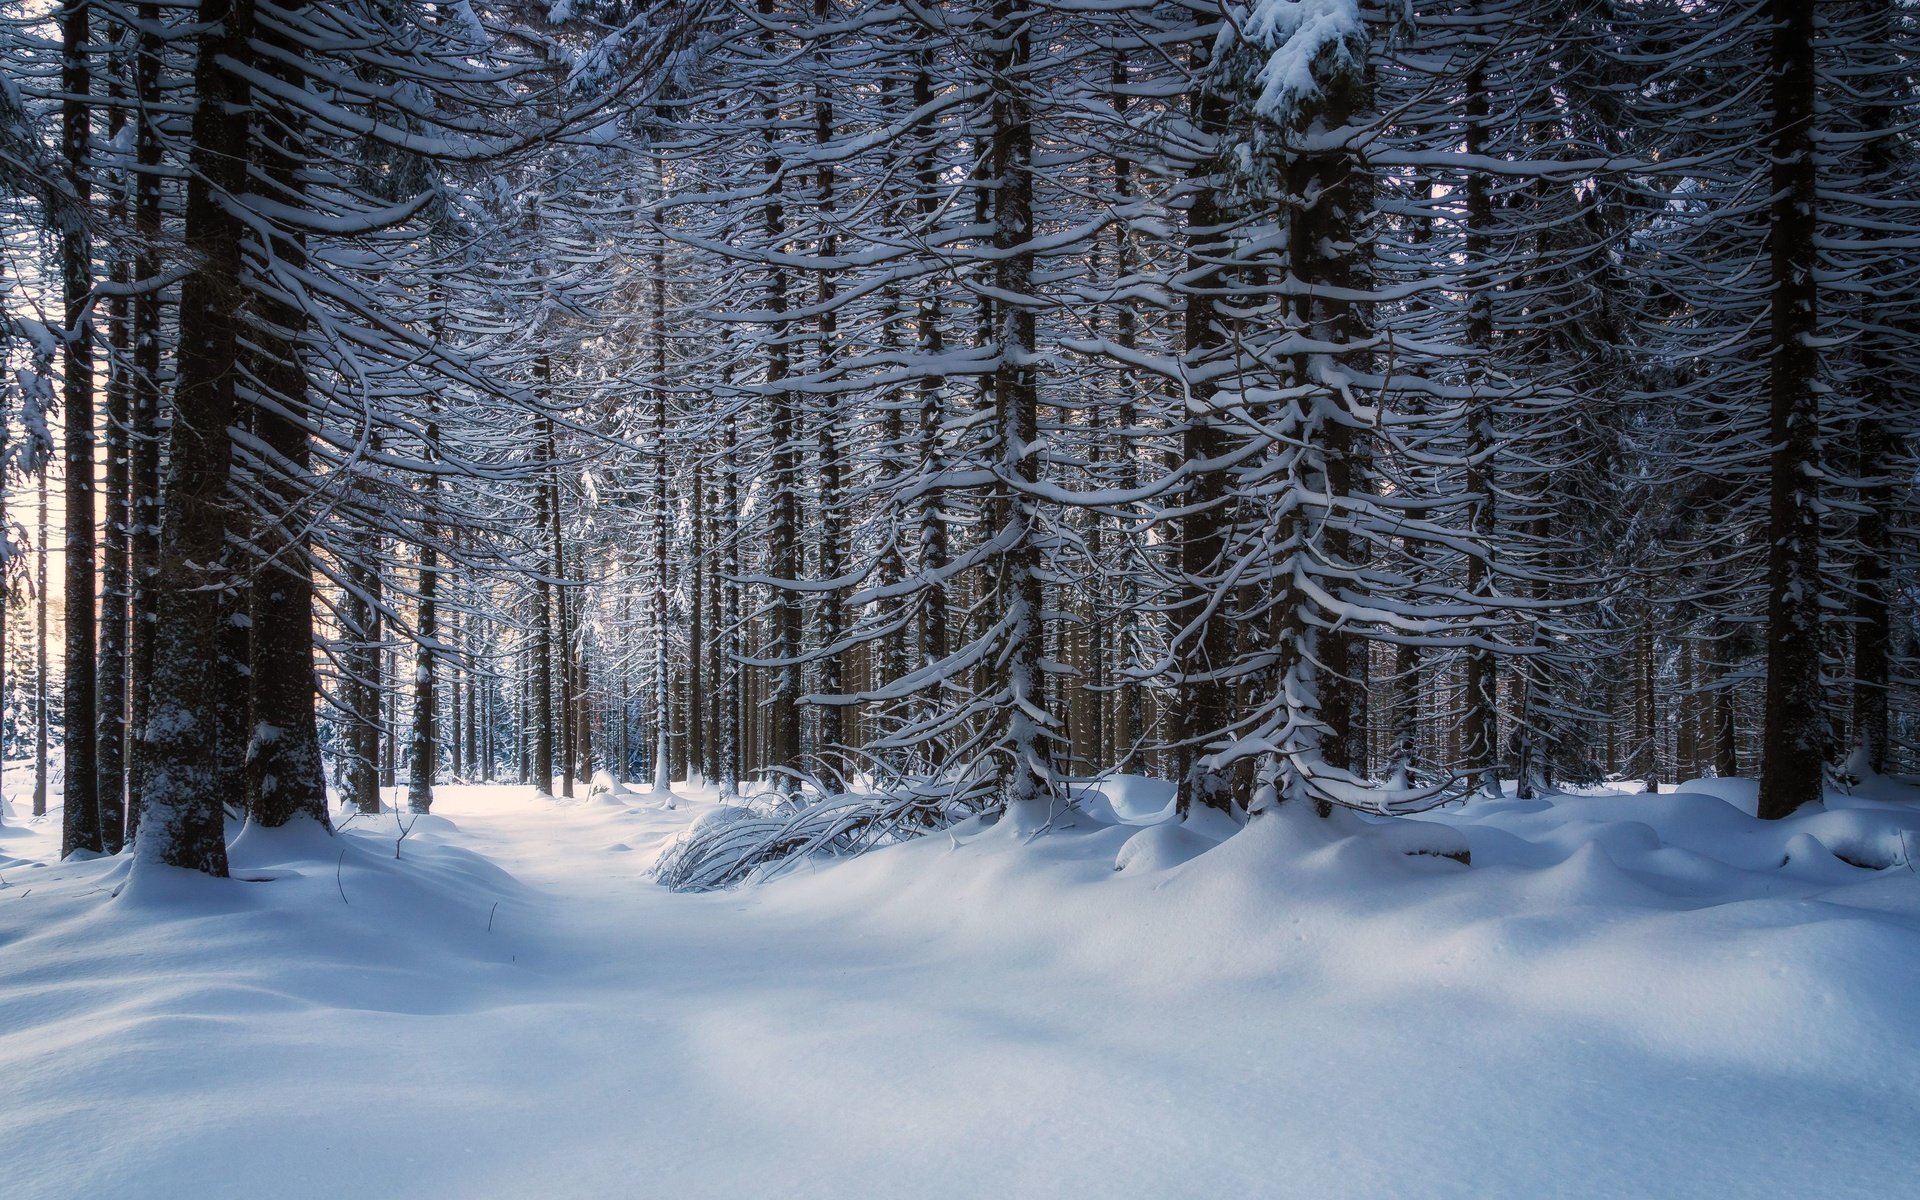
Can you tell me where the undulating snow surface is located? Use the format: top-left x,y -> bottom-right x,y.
2,772 -> 1919,1199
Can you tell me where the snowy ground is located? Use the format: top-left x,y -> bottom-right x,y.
2,771 -> 1919,1199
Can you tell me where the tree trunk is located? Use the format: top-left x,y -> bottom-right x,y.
244,10 -> 330,830
97,32 -> 131,852
532,398 -> 556,795
1173,49 -> 1233,817
345,542 -> 381,813
718,382 -> 742,798
650,147 -> 673,795
1461,45 -> 1500,800
987,0 -> 1056,810
408,429 -> 440,815
60,0 -> 101,859
34,469 -> 48,819
812,7 -> 844,771
760,0 -> 801,792
126,0 -> 164,842
131,0 -> 258,875
1756,0 -> 1825,820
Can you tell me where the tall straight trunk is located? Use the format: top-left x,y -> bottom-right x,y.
759,0 -> 801,791
574,621 -> 592,782
811,0 -> 844,767
516,649 -> 531,784
126,0 -> 163,840
1173,51 -> 1233,817
911,56 -> 949,763
548,413 -> 572,799
244,12 -> 330,829
687,459 -> 704,781
987,0 -> 1054,810
131,0 -> 256,875
1846,2 -> 1898,778
1385,485 -> 1428,790
60,0 -> 101,859
650,147 -> 672,795
717,386 -> 742,798
1110,51 -> 1142,769
345,541 -> 381,812
34,470 -> 48,818
1460,42 -> 1499,798
615,581 -> 631,783
1675,638 -> 1698,782
465,623 -> 479,778
702,474 -> 723,782
97,33 -> 131,852
1848,422 -> 1894,778
379,638 -> 395,789
1273,29 -> 1365,817
1756,0 -> 1824,819
532,403 -> 556,795
448,610 -> 463,780
1636,606 -> 1658,792
408,425 -> 440,815
1712,629 -> 1739,777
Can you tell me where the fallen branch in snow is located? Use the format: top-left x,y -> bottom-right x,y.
336,850 -> 350,906
655,785 -> 979,892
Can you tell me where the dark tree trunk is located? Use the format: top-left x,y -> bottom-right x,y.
1756,0 -> 1825,820
649,154 -> 673,794
812,7 -> 844,769
97,32 -> 132,853
987,0 -> 1055,810
1461,47 -> 1500,799
758,0 -> 801,791
243,8 -> 330,830
532,407 -> 556,796
125,0 -> 163,843
34,470 -> 48,819
60,0 -> 101,860
687,459 -> 704,781
1846,3 -> 1899,778
911,56 -> 949,764
131,0 -> 257,875
408,423 -> 440,815
718,386 -> 742,798
550,424 -> 572,800
1173,50 -> 1233,817
345,543 -> 382,812
1636,606 -> 1659,793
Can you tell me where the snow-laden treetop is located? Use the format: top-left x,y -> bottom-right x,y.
1234,0 -> 1367,123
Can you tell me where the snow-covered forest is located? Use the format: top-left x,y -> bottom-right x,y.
2,1 -> 1919,1196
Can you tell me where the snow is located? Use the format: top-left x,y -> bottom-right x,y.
1238,0 -> 1365,123
2,770 -> 1919,1198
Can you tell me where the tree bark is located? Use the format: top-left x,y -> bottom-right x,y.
131,0 -> 258,875
987,0 -> 1056,810
60,0 -> 101,859
97,29 -> 132,852
1756,0 -> 1825,820
1173,47 -> 1234,817
244,5 -> 331,830
408,421 -> 440,814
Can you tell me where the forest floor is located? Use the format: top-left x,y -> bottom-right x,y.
2,771 -> 1920,1199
